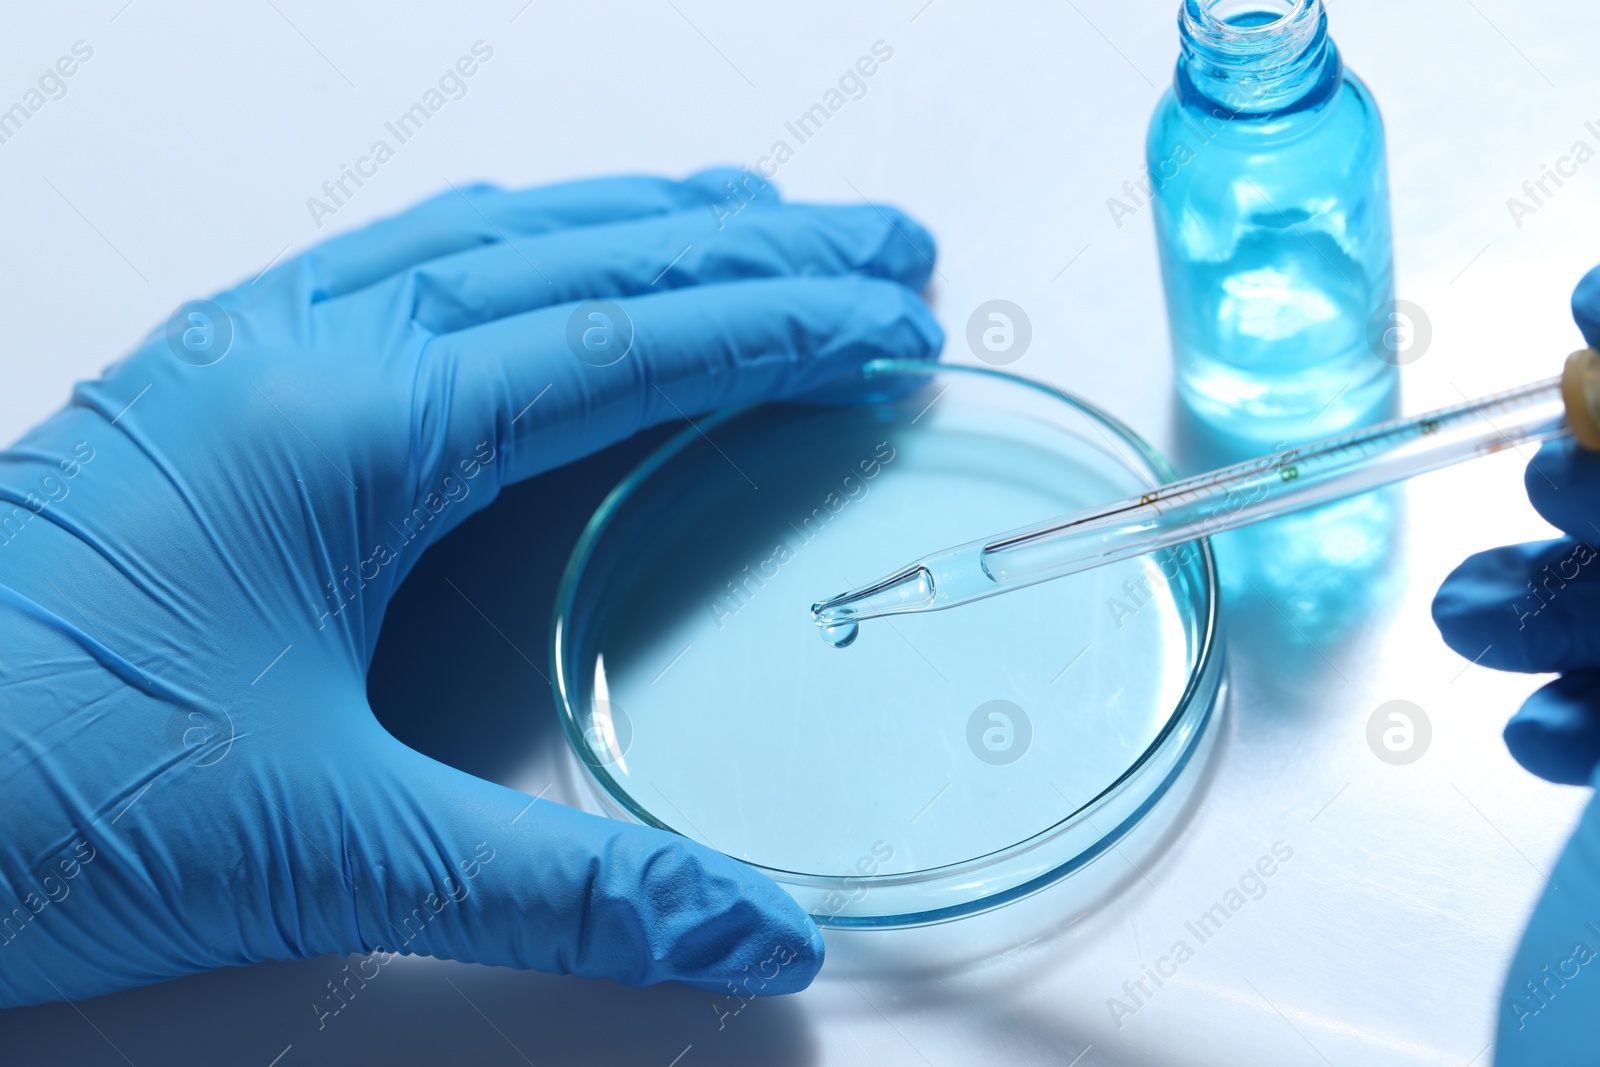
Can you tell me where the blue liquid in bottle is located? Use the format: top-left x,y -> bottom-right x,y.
1148,0 -> 1396,437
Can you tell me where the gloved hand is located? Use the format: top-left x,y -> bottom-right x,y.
1434,264 -> 1600,1061
0,169 -> 942,1007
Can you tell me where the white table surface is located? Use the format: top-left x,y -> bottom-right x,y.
2,1 -> 1598,1063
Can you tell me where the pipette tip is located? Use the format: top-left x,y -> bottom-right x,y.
810,565 -> 936,647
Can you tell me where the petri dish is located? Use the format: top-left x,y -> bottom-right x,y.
552,361 -> 1223,927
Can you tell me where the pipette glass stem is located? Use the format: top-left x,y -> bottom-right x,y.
813,375 -> 1571,630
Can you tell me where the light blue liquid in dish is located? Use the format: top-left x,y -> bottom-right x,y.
555,370 -> 1219,923
1147,0 -> 1396,437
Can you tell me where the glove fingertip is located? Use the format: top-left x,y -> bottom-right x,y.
825,277 -> 943,364
1523,439 -> 1599,527
894,282 -> 945,360
1503,675 -> 1600,785
774,912 -> 826,994
684,166 -> 780,208
869,206 -> 938,292
677,910 -> 823,996
642,838 -> 825,996
1429,542 -> 1595,674
1573,263 -> 1600,350
1504,717 -> 1598,786
411,180 -> 503,215
1430,561 -> 1496,658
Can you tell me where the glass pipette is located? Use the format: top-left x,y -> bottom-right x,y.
810,349 -> 1600,647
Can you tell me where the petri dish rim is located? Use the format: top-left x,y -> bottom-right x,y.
550,359 -> 1223,923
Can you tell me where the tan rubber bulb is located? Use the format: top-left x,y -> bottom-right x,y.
1563,348 -> 1600,451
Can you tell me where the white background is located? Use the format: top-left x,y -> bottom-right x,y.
1,1 -> 1598,1064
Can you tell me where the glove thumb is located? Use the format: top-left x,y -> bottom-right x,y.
344,744 -> 823,995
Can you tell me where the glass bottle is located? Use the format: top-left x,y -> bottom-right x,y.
1147,0 -> 1396,437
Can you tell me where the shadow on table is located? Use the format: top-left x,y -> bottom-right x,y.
366,422 -> 682,783
0,953 -> 819,1067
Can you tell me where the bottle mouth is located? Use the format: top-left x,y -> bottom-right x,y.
1178,0 -> 1332,115
1183,0 -> 1319,46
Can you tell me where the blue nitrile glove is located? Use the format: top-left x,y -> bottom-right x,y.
0,169 -> 942,1007
1434,264 -> 1600,1060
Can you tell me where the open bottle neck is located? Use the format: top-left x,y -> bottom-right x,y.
1176,0 -> 1338,117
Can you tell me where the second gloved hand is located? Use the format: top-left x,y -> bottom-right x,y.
1433,263 -> 1600,1062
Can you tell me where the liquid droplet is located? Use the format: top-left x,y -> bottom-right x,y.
820,618 -> 859,648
